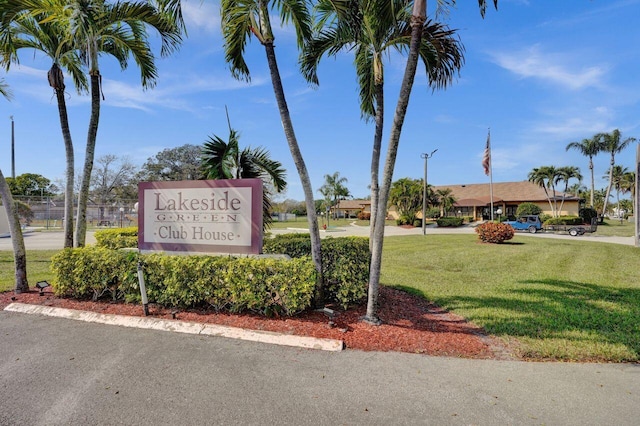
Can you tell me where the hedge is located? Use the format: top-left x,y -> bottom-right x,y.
51,247 -> 315,316
94,227 -> 138,249
263,234 -> 370,308
543,216 -> 583,226
436,217 -> 464,227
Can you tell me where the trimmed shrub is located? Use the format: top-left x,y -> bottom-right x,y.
263,234 -> 370,308
357,211 -> 371,220
51,247 -> 315,316
516,202 -> 542,217
579,207 -> 598,224
95,227 -> 138,249
436,217 -> 464,227
475,222 -> 515,244
426,207 -> 441,219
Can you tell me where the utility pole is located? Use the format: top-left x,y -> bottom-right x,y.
10,115 -> 15,178
421,149 -> 437,235
635,144 -> 639,247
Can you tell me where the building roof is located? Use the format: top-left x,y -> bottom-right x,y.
334,199 -> 371,209
434,181 -> 580,205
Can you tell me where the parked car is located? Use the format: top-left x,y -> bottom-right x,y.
504,215 -> 543,234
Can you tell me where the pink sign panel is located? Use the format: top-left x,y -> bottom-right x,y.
138,179 -> 263,254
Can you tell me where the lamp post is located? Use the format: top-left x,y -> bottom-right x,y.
421,149 -> 438,235
496,208 -> 503,222
119,207 -> 125,228
9,115 -> 15,179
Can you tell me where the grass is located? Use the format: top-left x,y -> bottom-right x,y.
2,231 -> 639,362
0,250 -> 58,293
594,218 -> 635,237
268,217 -> 395,230
381,234 -> 640,362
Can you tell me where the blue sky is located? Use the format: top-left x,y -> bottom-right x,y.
1,0 -> 639,201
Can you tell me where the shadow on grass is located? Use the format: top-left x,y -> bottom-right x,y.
435,278 -> 640,360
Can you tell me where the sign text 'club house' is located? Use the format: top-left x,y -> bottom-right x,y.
138,179 -> 263,254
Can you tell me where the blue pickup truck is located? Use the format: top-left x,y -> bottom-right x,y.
504,215 -> 543,234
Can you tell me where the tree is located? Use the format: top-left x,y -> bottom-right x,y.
435,187 -> 456,216
201,127 -> 287,230
515,202 -> 542,217
555,166 -> 582,216
0,80 -> 27,292
138,144 -> 203,181
220,0 -> 324,303
599,129 -> 636,217
6,173 -> 56,197
0,9 -> 87,248
620,171 -> 636,207
528,166 -> 559,217
301,0 -> 463,246
356,0 -> 496,323
58,0 -> 183,247
89,155 -> 138,221
388,178 -> 422,224
607,165 -> 629,220
318,172 -> 350,220
566,136 -> 601,209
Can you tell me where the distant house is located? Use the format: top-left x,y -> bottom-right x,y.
434,181 -> 583,220
330,199 -> 371,219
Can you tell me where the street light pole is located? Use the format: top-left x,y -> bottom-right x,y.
10,115 -> 15,179
421,149 -> 438,235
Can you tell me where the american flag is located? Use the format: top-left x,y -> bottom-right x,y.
482,131 -> 491,176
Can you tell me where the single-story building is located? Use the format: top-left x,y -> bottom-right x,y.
434,181 -> 582,220
330,199 -> 372,219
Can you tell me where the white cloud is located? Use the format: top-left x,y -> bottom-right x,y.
182,0 -> 220,34
489,44 -> 607,90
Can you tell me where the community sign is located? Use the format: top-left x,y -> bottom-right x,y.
138,179 -> 263,254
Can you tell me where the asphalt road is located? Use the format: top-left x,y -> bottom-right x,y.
1,311 -> 639,426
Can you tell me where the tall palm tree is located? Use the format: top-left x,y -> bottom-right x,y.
47,0 -> 182,246
435,187 -> 456,216
301,0 -> 463,247
606,165 -> 629,219
555,166 -> 582,216
318,172 -> 349,219
1,11 -> 87,248
528,166 -> 560,217
220,0 -> 325,303
566,136 -> 601,208
0,80 -> 27,292
620,171 -> 636,203
599,129 -> 636,217
201,127 -> 287,231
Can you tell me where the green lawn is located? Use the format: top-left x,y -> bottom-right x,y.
381,234 -> 640,362
268,217 -> 393,229
2,233 -> 639,362
594,218 -> 635,237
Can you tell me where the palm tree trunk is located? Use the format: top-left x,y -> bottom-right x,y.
589,157 -> 595,208
0,168 -> 28,293
365,0 -> 426,324
54,87 -> 75,248
75,72 -> 101,247
369,81 -> 384,249
263,42 -> 324,303
603,157 -> 615,216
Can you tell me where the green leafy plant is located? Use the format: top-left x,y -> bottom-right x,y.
94,227 -> 138,249
516,202 -> 543,217
436,217 -> 463,227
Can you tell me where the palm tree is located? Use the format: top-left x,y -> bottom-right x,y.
301,0 -> 463,248
435,187 -> 456,217
620,171 -> 636,206
599,129 -> 636,217
318,172 -> 349,220
55,0 -> 183,246
0,10 -> 87,248
201,127 -> 287,231
0,80 -> 27,292
528,166 -> 560,217
566,136 -> 602,208
555,166 -> 582,216
607,165 -> 629,220
220,0 -> 324,303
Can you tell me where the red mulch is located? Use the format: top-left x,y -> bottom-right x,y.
0,286 -> 513,359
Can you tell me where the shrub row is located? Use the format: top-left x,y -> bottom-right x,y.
436,217 -> 464,227
543,216 -> 583,226
263,234 -> 370,308
95,227 -> 138,249
51,247 -> 315,316
475,222 -> 515,243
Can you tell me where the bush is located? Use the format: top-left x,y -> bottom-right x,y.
516,202 -> 542,217
263,234 -> 370,308
51,247 -> 315,316
462,216 -> 474,224
412,219 -> 422,227
426,207 -> 441,219
436,217 -> 464,227
95,227 -> 138,249
544,216 -> 583,226
357,211 -> 371,220
475,222 -> 515,244
579,207 -> 598,224
396,213 -> 417,226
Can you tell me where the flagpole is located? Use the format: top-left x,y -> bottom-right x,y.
489,129 -> 494,221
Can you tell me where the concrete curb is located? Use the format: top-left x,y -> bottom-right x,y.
3,303 -> 344,352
